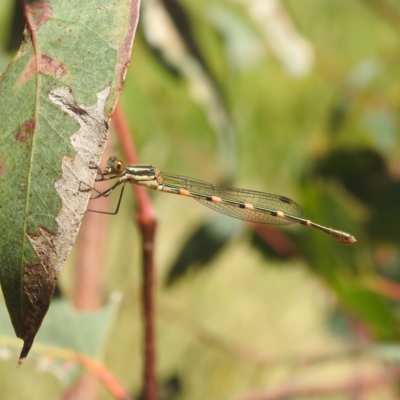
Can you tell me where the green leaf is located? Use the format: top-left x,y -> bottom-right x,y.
0,293 -> 122,384
0,0 -> 139,364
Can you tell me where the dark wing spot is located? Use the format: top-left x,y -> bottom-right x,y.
279,196 -> 293,204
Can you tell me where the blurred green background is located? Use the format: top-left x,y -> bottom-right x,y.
1,0 -> 400,399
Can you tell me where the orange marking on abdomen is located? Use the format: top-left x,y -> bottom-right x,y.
178,188 -> 191,197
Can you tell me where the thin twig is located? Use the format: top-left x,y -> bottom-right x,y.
229,366 -> 400,400
112,101 -> 158,400
0,337 -> 133,400
360,0 -> 400,32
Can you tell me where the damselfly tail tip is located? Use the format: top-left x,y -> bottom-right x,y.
349,236 -> 357,244
330,229 -> 356,245
345,235 -> 357,245
339,233 -> 357,245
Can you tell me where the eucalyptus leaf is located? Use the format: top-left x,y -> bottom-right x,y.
0,0 -> 139,364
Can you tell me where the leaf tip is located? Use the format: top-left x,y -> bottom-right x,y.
15,357 -> 25,368
16,340 -> 33,367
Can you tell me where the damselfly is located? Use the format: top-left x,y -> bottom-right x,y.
85,156 -> 356,245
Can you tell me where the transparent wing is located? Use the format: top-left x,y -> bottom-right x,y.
160,172 -> 303,225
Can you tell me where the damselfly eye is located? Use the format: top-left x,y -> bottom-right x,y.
112,159 -> 125,173
107,157 -> 116,167
104,156 -> 125,174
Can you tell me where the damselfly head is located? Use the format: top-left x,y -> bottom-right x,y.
104,156 -> 126,175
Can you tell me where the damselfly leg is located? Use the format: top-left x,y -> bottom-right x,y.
85,185 -> 126,215
79,161 -> 127,215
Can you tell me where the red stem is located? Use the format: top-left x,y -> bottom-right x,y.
112,101 -> 158,400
